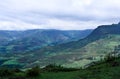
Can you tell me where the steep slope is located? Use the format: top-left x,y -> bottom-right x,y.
28,23 -> 120,54
61,23 -> 120,50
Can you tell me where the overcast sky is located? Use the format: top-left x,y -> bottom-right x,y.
0,0 -> 120,30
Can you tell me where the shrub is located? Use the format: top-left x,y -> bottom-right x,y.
104,53 -> 116,62
0,68 -> 13,77
44,64 -> 79,72
26,66 -> 40,77
13,68 -> 22,73
9,76 -> 26,79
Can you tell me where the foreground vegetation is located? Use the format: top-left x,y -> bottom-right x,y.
0,54 -> 120,79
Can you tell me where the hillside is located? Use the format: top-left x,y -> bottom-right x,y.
42,56 -> 120,79
18,22 -> 120,68
1,23 -> 120,68
0,55 -> 120,79
0,29 -> 92,53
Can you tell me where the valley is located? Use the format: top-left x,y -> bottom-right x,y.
0,0 -> 120,79
1,23 -> 120,69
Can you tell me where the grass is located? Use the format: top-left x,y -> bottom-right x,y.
41,71 -> 80,79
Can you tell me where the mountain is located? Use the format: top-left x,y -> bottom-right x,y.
1,22 -> 120,68
0,29 -> 92,53
18,22 -> 120,68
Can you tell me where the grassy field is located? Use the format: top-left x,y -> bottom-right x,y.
41,71 -> 80,79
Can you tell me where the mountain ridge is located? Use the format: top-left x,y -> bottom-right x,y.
0,29 -> 93,53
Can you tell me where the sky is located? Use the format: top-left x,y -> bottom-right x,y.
0,0 -> 120,30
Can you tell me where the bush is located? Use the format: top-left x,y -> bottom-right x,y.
9,76 -> 26,79
104,53 -> 116,62
0,68 -> 13,77
13,68 -> 22,73
44,64 -> 79,72
26,66 -> 40,77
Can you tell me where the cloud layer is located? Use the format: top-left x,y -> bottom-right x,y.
0,0 -> 120,30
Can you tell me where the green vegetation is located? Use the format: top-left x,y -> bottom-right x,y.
0,55 -> 120,79
26,66 -> 40,77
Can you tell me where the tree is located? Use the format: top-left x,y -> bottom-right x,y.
26,66 -> 40,77
0,68 -> 13,77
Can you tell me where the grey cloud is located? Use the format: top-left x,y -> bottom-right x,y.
0,0 -> 119,30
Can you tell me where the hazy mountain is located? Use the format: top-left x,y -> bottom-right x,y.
0,29 -> 92,53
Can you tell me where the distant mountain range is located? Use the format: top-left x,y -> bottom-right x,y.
0,29 -> 92,53
1,23 -> 120,68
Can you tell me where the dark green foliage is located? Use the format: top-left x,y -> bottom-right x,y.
9,77 -> 26,79
0,68 -> 14,77
12,68 -> 22,73
104,53 -> 116,62
26,66 -> 40,77
43,64 -> 79,72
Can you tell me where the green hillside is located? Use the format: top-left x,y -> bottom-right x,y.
41,56 -> 120,79
0,55 -> 120,79
1,23 -> 120,68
